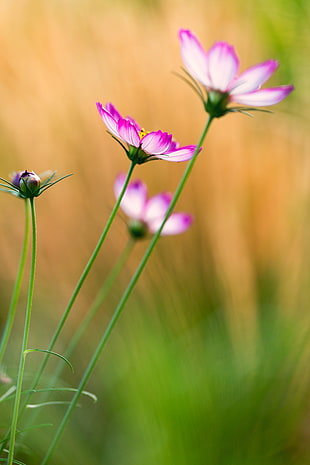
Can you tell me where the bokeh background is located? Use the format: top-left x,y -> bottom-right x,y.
0,0 -> 310,464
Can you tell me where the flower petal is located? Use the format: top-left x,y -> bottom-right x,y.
156,145 -> 199,162
230,60 -> 278,95
150,213 -> 193,235
232,85 -> 294,106
179,29 -> 210,87
167,140 -> 179,151
125,116 -> 141,132
144,192 -> 171,224
206,41 -> 239,91
118,119 -> 140,147
141,131 -> 172,155
114,174 -> 147,219
96,102 -> 120,138
114,173 -> 126,199
104,102 -> 122,121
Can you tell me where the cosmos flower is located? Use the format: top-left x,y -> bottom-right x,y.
0,170 -> 71,199
114,173 -> 193,238
179,29 -> 294,117
97,102 -> 199,163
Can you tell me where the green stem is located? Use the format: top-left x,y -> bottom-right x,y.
0,200 -> 30,366
63,239 -> 134,363
25,161 -> 136,396
40,115 -> 214,465
23,239 -> 135,434
1,160 -> 136,457
7,198 -> 37,465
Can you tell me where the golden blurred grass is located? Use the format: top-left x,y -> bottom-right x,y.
0,0 -> 308,334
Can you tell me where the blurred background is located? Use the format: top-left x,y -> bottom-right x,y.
0,0 -> 309,463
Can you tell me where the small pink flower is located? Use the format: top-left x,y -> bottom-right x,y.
179,29 -> 294,117
97,102 -> 198,163
114,173 -> 193,238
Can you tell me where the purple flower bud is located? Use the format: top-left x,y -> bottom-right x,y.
11,171 -> 22,188
17,170 -> 41,197
1,169 -> 71,200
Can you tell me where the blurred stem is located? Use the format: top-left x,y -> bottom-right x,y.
23,238 -> 135,436
61,239 -> 135,363
40,114 -> 214,465
7,198 -> 37,465
0,199 -> 30,365
23,161 -> 136,400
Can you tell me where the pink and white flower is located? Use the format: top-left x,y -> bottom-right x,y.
115,173 -> 193,238
97,102 -> 198,163
179,29 -> 294,116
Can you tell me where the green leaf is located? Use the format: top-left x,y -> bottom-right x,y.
24,348 -> 73,372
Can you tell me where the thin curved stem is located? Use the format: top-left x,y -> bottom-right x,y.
24,161 -> 136,398
0,160 -> 137,457
63,239 -> 135,363
0,200 -> 30,365
40,115 -> 214,465
7,198 -> 37,465
22,239 -> 135,437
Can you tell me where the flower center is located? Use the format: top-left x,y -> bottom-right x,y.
128,219 -> 148,239
205,90 -> 230,118
139,128 -> 149,139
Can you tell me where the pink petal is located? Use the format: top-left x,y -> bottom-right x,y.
232,85 -> 294,106
167,140 -> 179,151
206,41 -> 239,91
156,145 -> 200,162
141,131 -> 172,155
144,192 -> 171,224
125,116 -> 141,132
150,213 -> 193,235
114,174 -> 147,219
104,102 -> 122,121
179,29 -> 210,87
96,102 -> 120,138
114,173 -> 127,199
230,60 -> 278,95
118,119 -> 140,147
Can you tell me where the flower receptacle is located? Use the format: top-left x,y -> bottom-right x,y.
128,219 -> 148,239
204,91 -> 230,118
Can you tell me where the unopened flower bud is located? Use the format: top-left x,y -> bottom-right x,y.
11,172 -> 22,188
1,169 -> 71,200
17,170 -> 41,198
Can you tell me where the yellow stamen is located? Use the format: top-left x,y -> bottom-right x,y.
139,128 -> 149,139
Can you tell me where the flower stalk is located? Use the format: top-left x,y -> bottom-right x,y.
46,239 -> 134,386
0,200 -> 30,365
7,197 -> 37,465
24,161 -> 136,403
40,114 -> 213,465
18,239 -> 135,443
63,239 -> 135,361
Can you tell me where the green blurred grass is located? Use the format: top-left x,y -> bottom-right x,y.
8,309 -> 309,465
